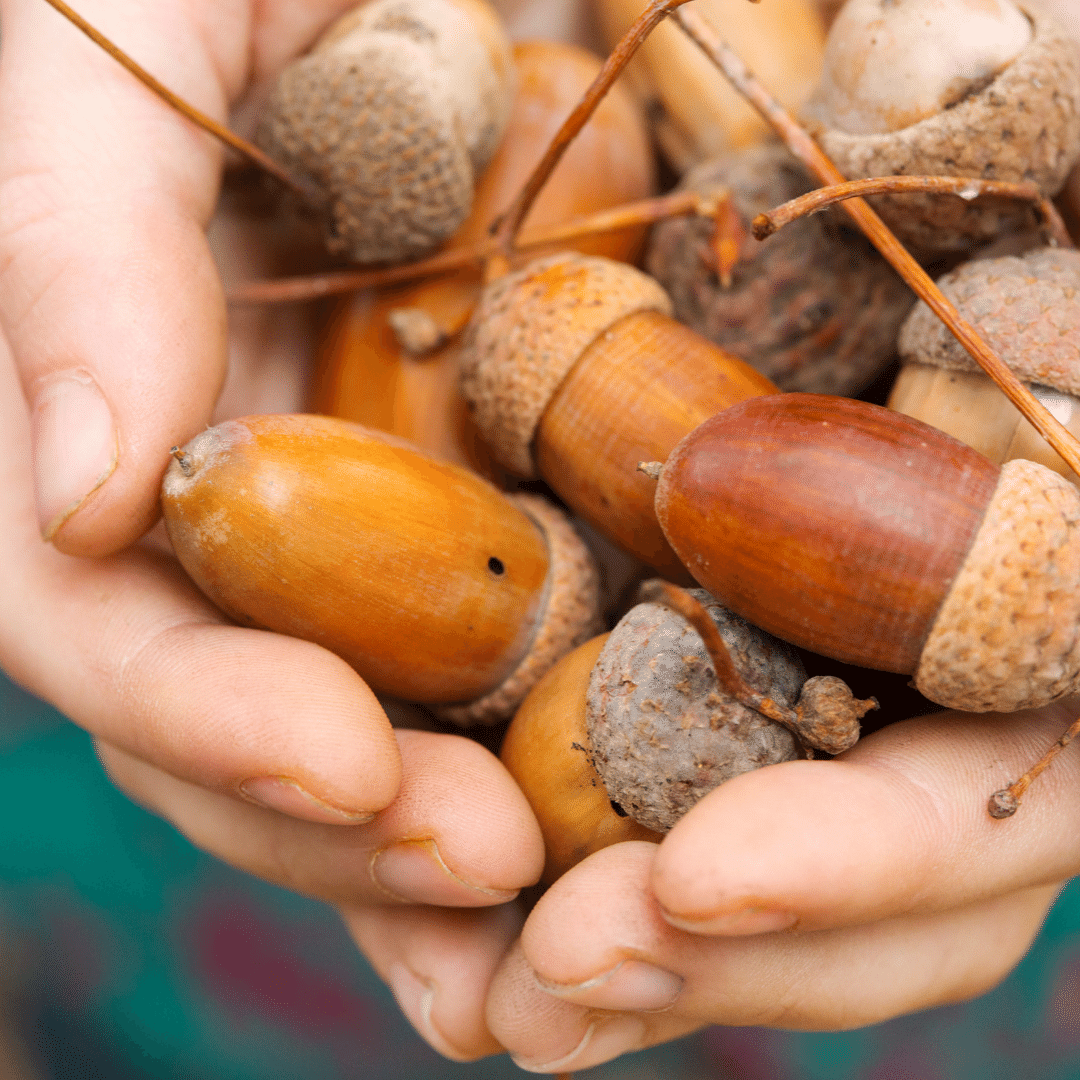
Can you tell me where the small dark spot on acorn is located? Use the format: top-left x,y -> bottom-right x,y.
488,556 -> 505,575
609,800 -> 628,817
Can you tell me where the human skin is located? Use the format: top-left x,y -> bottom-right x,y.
0,0 -> 548,1059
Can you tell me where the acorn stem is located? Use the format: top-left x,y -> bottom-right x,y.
752,176 -> 1074,249
227,189 -> 723,305
41,0 -> 311,199
488,0 -> 697,263
635,580 -> 873,754
674,5 -> 1080,480
169,446 -> 193,477
988,714 -> 1080,819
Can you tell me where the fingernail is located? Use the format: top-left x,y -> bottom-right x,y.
238,776 -> 376,825
661,904 -> 797,936
33,371 -> 118,540
534,959 -> 682,1012
385,962 -> 471,1062
512,1016 -> 646,1073
370,839 -> 518,907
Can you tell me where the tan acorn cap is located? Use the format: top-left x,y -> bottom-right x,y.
256,0 -> 514,263
436,494 -> 603,725
915,458 -> 1080,712
459,253 -> 673,477
812,7 -> 1080,254
898,247 -> 1080,396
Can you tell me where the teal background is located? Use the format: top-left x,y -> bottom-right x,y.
3,670 -> 1080,1080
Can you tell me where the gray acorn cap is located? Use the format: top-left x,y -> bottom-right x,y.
256,0 -> 514,264
585,590 -> 802,833
898,247 -> 1080,394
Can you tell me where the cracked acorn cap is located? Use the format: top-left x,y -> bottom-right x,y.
890,247 -> 1080,483
646,142 -> 914,395
256,0 -> 514,263
806,0 -> 1080,254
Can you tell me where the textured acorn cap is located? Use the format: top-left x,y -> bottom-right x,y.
916,458 -> 1080,712
436,493 -> 602,725
585,590 -> 802,832
898,247 -> 1080,394
810,7 -> 1080,254
646,142 -> 914,395
256,0 -> 514,263
459,253 -> 673,477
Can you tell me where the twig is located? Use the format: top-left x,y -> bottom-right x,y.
988,716 -> 1080,818
674,5 -> 1080,479
227,189 -> 722,304
40,0 -> 310,198
752,176 -> 1073,249
488,0 -> 697,265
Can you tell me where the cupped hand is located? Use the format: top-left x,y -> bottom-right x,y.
0,0 -> 547,1059
485,700 -> 1080,1071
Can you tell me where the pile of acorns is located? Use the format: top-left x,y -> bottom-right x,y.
158,0 -> 1080,884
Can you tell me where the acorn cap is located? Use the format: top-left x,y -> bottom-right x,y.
256,0 -> 514,263
585,590 -> 801,833
436,493 -> 602,725
646,142 -> 914,395
459,253 -> 673,477
898,247 -> 1080,395
812,7 -> 1080,254
915,458 -> 1080,712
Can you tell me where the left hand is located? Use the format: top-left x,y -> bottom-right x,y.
484,700 -> 1080,1071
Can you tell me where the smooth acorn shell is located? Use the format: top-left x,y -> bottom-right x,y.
311,39 -> 656,473
162,415 -> 548,704
654,395 -> 1000,673
500,634 -> 661,884
535,309 -> 777,579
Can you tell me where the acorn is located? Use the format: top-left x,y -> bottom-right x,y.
889,246 -> 1080,484
255,0 -> 515,263
502,585 -> 873,881
161,414 -> 601,724
646,142 -> 915,395
651,393 -> 1080,714
311,39 -> 656,477
805,0 -> 1080,255
458,252 -> 778,578
596,0 -> 826,171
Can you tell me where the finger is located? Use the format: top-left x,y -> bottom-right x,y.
0,329 -> 400,824
97,728 -> 544,905
0,0 -> 247,552
486,842 -> 1058,1072
342,903 -> 522,1061
651,698 -> 1080,935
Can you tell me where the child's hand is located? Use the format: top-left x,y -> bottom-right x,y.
484,701 -> 1079,1071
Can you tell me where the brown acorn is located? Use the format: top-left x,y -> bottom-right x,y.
458,252 -> 778,578
652,393 -> 1080,715
806,0 -> 1080,255
890,246 -> 1080,483
256,0 -> 515,263
646,142 -> 915,395
161,414 -> 600,724
310,39 -> 657,477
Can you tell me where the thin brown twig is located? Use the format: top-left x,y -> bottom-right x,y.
752,176 -> 1074,248
227,189 -> 720,304
40,0 -> 310,198
674,5 -> 1080,480
488,0 -> 697,263
988,715 -> 1080,818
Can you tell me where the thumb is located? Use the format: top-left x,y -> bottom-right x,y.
0,0 -> 239,554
